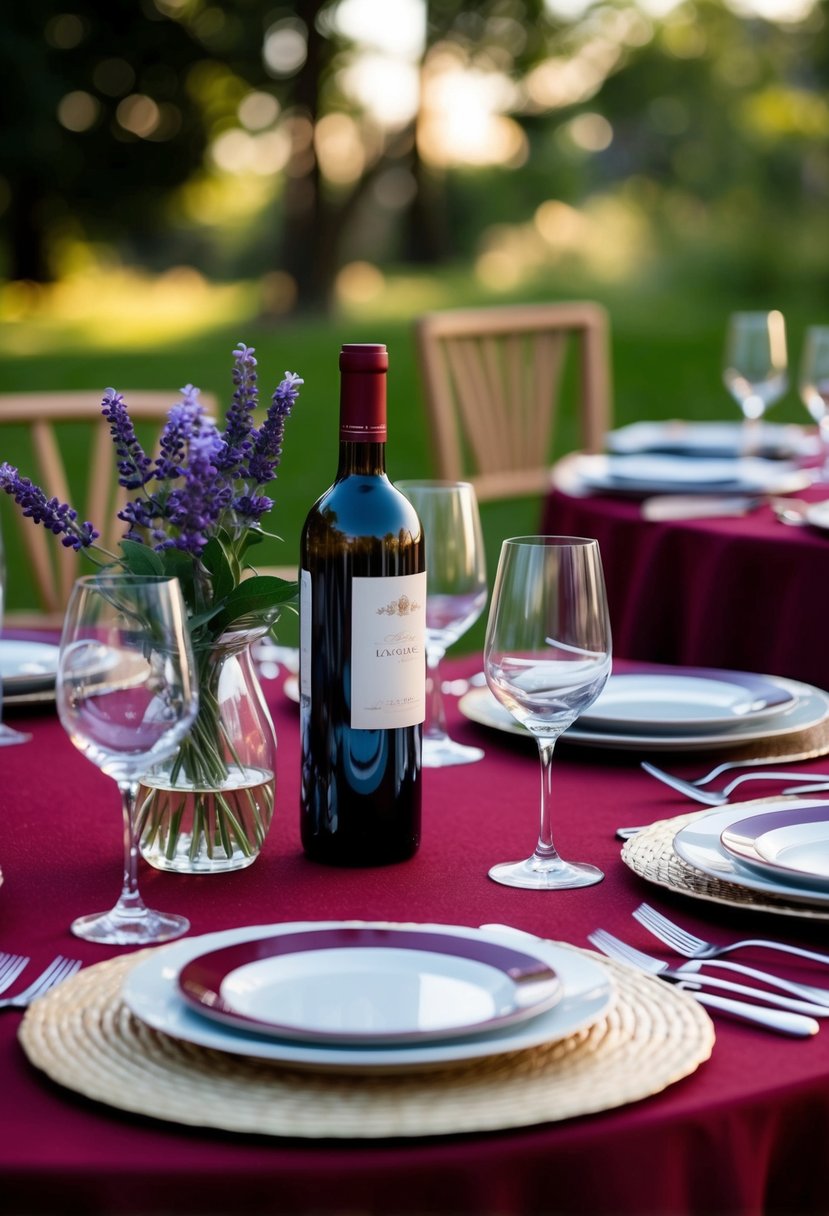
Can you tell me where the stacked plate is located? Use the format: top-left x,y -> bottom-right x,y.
563,452 -> 811,498
672,798 -> 829,911
458,667 -> 829,752
121,921 -> 614,1073
0,639 -> 60,709
606,420 -> 817,462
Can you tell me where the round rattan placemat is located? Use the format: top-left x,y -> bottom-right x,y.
622,803 -> 829,921
19,946 -> 714,1139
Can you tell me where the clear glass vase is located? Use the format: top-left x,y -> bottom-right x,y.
138,627 -> 277,874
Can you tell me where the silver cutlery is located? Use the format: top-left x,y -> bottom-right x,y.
661,756 -> 817,788
0,955 -> 82,1010
784,781 -> 829,795
633,902 -> 829,970
640,761 -> 829,806
0,952 -> 30,996
588,930 -> 820,1036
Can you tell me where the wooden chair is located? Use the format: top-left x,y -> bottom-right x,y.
0,390 -> 217,627
413,301 -> 611,502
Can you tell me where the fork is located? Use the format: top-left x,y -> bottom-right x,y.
634,902 -> 829,970
588,930 -> 820,1036
0,952 -> 30,996
640,762 -> 829,806
653,756 -> 829,789
0,955 -> 82,1010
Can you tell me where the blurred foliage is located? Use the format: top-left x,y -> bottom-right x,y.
1,0 -> 827,311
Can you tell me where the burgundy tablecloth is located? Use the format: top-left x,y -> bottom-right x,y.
3,655 -> 829,1216
542,483 -> 829,691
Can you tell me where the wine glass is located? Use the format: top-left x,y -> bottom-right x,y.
56,574 -> 198,944
723,311 -> 788,455
396,480 -> 487,767
799,326 -> 829,480
484,536 -> 611,890
0,519 -> 31,746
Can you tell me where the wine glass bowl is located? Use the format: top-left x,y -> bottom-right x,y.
396,480 -> 487,768
57,574 -> 198,945
484,536 -> 611,890
799,325 -> 829,480
723,311 -> 788,451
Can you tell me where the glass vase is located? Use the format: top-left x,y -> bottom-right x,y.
138,627 -> 276,874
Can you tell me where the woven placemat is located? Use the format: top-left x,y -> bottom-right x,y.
18,947 -> 713,1140
707,715 -> 829,764
622,803 -> 829,921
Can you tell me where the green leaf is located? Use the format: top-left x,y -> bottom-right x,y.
118,539 -> 165,576
201,537 -> 236,602
210,575 -> 298,634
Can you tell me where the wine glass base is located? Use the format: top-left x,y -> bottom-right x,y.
422,736 -> 485,768
488,857 -> 604,891
0,723 -> 31,746
71,908 -> 190,946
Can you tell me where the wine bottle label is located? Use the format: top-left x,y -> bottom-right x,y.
350,572 -> 426,729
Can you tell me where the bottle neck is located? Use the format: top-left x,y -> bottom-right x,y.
337,440 -> 387,477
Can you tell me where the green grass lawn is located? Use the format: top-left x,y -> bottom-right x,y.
0,261 -> 819,653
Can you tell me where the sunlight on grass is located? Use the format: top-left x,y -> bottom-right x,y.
0,267 -> 261,358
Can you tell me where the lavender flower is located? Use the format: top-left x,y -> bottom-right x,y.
154,387 -> 205,480
101,389 -> 153,490
163,423 -> 233,556
247,372 -> 304,486
0,463 -> 99,550
217,343 -> 258,475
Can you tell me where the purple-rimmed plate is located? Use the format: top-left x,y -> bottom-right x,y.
580,670 -> 795,734
720,805 -> 829,893
177,925 -> 563,1045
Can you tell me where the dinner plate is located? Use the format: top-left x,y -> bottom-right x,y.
672,798 -> 829,908
0,639 -> 59,693
804,501 -> 829,534
606,420 -> 817,461
720,805 -> 829,892
177,925 -> 563,1044
458,675 -> 828,753
580,671 -> 794,733
567,453 -> 810,497
122,921 -> 614,1074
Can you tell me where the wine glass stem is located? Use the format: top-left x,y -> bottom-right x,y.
425,646 -> 449,742
819,417 -> 829,479
534,737 -> 562,862
115,780 -> 150,918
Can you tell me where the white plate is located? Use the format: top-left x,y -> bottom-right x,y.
565,453 -> 810,497
122,922 -> 614,1074
0,639 -> 59,693
177,924 -> 563,1045
673,799 -> 829,908
804,501 -> 829,533
458,675 -> 829,753
606,420 -> 817,460
283,675 -> 299,703
719,805 -> 829,892
581,671 -> 794,733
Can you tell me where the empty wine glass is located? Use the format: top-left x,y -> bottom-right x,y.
799,326 -> 829,480
723,311 -> 788,455
57,574 -> 198,945
396,480 -> 487,767
484,537 -> 611,889
0,519 -> 31,746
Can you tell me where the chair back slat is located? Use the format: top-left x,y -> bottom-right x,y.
414,302 -> 611,503
0,390 -> 217,625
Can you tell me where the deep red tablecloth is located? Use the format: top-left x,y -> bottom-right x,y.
3,656 -> 829,1216
542,484 -> 829,691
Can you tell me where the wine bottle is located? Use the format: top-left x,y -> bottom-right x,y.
299,343 -> 425,865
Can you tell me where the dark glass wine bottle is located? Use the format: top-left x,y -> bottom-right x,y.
299,343 -> 425,865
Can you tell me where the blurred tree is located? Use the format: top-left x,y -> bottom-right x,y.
0,0 -> 211,282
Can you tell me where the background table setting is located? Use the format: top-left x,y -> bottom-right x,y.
4,637 -> 829,1215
